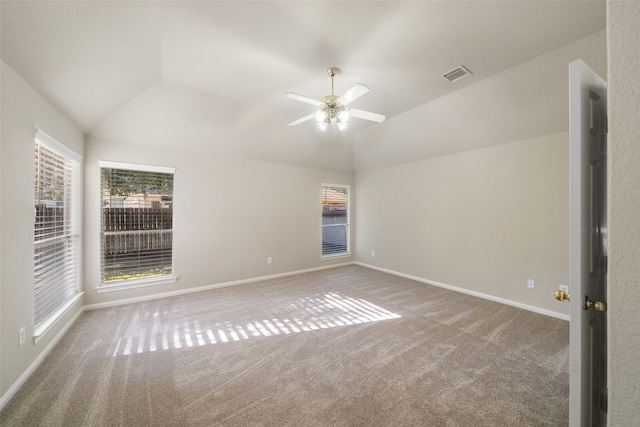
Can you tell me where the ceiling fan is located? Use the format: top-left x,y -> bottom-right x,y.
285,67 -> 386,133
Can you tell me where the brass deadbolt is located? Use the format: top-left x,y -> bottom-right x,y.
584,296 -> 607,312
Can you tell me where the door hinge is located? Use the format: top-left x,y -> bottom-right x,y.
600,391 -> 608,412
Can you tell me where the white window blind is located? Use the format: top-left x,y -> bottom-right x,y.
100,163 -> 175,286
34,130 -> 82,327
322,184 -> 350,257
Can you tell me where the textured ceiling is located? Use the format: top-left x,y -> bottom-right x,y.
1,1 -> 606,170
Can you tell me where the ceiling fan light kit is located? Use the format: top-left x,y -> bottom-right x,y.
285,67 -> 385,134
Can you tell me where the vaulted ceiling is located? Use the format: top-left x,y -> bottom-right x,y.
1,1 -> 606,171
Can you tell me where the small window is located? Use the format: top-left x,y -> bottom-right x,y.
34,130 -> 82,329
99,162 -> 176,289
322,184 -> 350,257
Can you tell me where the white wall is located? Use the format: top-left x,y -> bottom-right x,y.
351,31 -> 607,319
354,30 -> 607,172
83,137 -> 354,307
355,133 -> 570,316
607,1 -> 640,424
0,61 -> 84,399
89,79 -> 356,173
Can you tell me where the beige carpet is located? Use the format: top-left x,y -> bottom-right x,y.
1,265 -> 569,426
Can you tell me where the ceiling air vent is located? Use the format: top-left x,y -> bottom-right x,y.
443,65 -> 473,83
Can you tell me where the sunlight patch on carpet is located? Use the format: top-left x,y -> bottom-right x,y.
111,292 -> 401,356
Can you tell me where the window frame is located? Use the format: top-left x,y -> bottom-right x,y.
321,183 -> 351,259
97,160 -> 177,293
33,129 -> 83,342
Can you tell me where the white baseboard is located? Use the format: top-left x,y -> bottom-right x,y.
0,307 -> 84,412
355,262 -> 570,321
84,261 -> 355,311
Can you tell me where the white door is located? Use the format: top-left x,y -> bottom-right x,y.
568,59 -> 608,426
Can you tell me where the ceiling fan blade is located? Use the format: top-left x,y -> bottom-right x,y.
284,92 -> 324,107
337,83 -> 369,106
349,108 -> 386,123
288,113 -> 316,126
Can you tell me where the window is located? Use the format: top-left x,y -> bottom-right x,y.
99,162 -> 176,290
34,130 -> 82,333
322,184 -> 350,257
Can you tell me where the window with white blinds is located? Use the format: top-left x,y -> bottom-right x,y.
322,184 -> 350,257
99,162 -> 175,288
34,130 -> 82,327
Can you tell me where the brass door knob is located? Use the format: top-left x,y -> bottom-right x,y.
554,290 -> 570,302
584,296 -> 607,312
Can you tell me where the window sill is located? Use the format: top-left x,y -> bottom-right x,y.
321,252 -> 352,261
33,292 -> 84,344
96,275 -> 178,293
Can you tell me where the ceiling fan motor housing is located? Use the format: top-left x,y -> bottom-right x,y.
321,95 -> 342,119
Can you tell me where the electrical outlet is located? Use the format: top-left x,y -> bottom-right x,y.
267,257 -> 273,265
19,327 -> 26,347
527,279 -> 535,289
371,250 -> 375,256
559,284 -> 569,293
